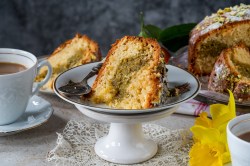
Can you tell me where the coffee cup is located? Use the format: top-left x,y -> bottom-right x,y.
227,113 -> 250,166
0,48 -> 52,125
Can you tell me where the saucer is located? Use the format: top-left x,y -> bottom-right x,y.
0,95 -> 53,136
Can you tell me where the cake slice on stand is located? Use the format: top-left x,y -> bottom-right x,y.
89,36 -> 168,109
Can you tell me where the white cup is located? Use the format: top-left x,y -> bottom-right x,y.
227,114 -> 250,166
0,48 -> 52,125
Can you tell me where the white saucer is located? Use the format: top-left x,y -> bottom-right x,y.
0,95 -> 53,136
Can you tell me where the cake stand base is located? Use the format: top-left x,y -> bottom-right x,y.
95,123 -> 157,164
75,105 -> 178,164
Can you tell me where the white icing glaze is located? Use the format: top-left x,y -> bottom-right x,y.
199,4 -> 250,35
202,22 -> 222,35
245,9 -> 250,17
214,63 -> 223,76
227,15 -> 243,21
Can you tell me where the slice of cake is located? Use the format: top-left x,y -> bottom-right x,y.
233,80 -> 250,101
36,34 -> 101,90
208,43 -> 250,101
89,36 -> 168,109
188,4 -> 250,75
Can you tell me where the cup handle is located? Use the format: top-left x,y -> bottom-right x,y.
32,60 -> 52,95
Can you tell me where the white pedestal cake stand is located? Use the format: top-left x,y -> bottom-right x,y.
54,62 -> 200,164
75,105 -> 178,164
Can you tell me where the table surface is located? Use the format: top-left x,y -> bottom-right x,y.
0,93 -> 195,166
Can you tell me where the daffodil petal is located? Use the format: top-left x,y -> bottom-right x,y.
195,112 -> 212,128
189,143 -> 223,166
222,151 -> 231,164
210,104 -> 229,120
190,126 -> 221,143
211,91 -> 236,128
228,90 -> 236,118
210,90 -> 236,128
217,122 -> 228,137
212,113 -> 233,128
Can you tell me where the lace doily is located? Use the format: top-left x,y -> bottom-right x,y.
47,120 -> 192,166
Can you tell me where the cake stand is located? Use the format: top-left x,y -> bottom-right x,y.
53,62 -> 200,164
75,105 -> 178,164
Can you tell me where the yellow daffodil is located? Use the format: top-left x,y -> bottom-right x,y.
190,125 -> 231,165
189,142 -> 224,166
189,90 -> 236,166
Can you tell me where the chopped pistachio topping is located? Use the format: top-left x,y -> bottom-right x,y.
196,4 -> 250,32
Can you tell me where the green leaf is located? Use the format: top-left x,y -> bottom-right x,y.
138,12 -> 162,39
143,24 -> 162,39
159,23 -> 196,52
138,12 -> 196,52
159,23 -> 196,42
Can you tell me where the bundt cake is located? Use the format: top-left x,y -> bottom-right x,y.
188,4 -> 250,75
36,34 -> 101,90
89,36 -> 168,109
208,43 -> 250,101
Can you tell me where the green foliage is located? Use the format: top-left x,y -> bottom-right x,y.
139,12 -> 196,52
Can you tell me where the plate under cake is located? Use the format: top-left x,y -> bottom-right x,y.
54,62 -> 200,114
